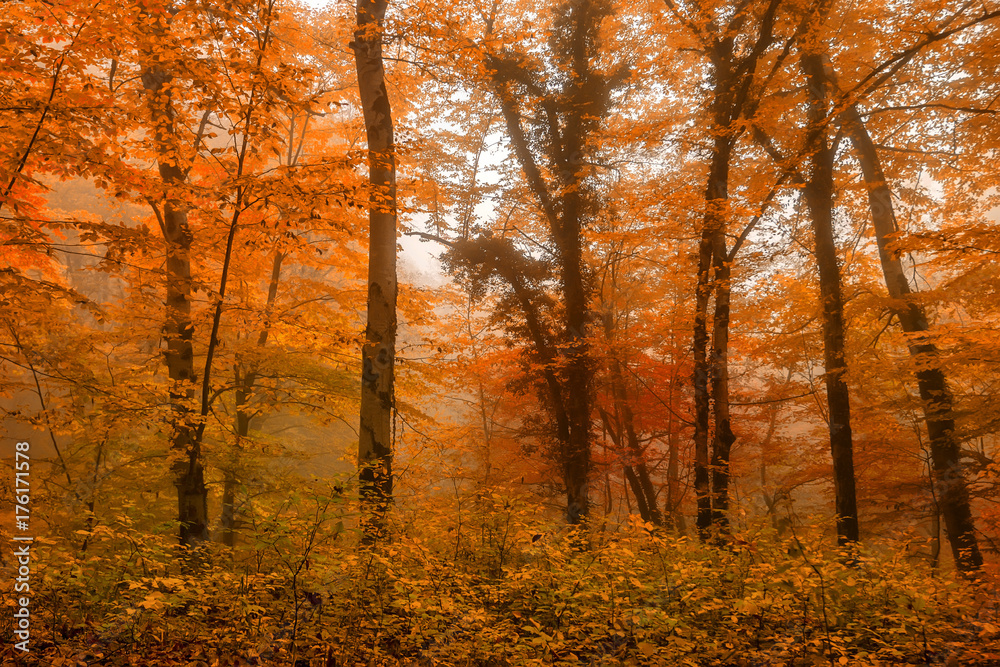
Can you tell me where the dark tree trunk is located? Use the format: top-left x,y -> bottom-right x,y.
837,97 -> 982,572
162,197 -> 208,547
686,0 -> 784,540
446,235 -> 581,519
620,407 -> 663,528
352,0 -> 397,538
694,108 -> 733,539
562,249 -> 592,524
801,52 -> 859,547
599,405 -> 661,527
552,0 -> 602,525
710,232 -> 736,532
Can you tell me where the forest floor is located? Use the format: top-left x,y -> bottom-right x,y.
3,500 -> 999,666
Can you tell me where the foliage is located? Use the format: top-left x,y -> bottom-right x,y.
4,491 -> 1000,665
3,0 -> 1000,662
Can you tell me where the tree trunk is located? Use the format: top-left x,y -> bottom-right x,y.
602,312 -> 662,526
710,233 -> 736,532
665,410 -> 684,532
619,403 -> 663,528
692,216 -> 715,539
837,96 -> 982,572
140,14 -> 207,547
554,0 -> 598,525
162,198 -> 207,547
220,388 -> 250,548
599,406 -> 660,526
801,52 -> 859,547
759,403 -> 782,531
465,295 -> 496,487
692,28 -> 749,539
685,0 -> 784,540
221,250 -> 285,546
352,0 -> 397,538
484,0 -> 604,525
693,119 -> 734,539
562,252 -> 592,524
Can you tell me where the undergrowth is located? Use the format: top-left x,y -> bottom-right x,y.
2,487 -> 999,666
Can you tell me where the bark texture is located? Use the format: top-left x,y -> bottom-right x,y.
801,52 -> 859,547
710,231 -> 736,531
140,9 -> 207,547
353,0 -> 397,536
692,153 -> 722,538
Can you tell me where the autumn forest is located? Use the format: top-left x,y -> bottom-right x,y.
2,0 -> 1000,664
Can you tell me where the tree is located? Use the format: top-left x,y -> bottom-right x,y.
131,0 -> 342,545
830,59 -> 984,571
663,0 -> 805,536
799,48 -> 860,547
438,0 -> 632,524
352,0 -> 398,536
135,0 -> 210,546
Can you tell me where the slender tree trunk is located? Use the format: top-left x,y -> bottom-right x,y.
666,412 -> 683,532
454,236 -> 579,517
757,369 -> 791,531
480,0 -> 611,525
664,331 -> 684,532
488,87 -> 589,522
220,386 -> 249,548
623,466 -> 652,521
140,13 -> 207,546
619,404 -> 663,528
514,282 -> 585,524
160,171 -> 207,548
837,97 -> 982,571
557,33 -> 594,525
465,295 -> 495,487
602,312 -> 662,526
759,405 -> 782,531
692,27 -> 749,539
684,0 -> 784,540
801,52 -> 859,547
602,430 -> 613,516
352,0 -> 397,538
599,407 -> 660,526
221,250 -> 284,546
710,234 -> 736,531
